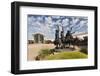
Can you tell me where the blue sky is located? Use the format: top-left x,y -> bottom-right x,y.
27,15 -> 88,40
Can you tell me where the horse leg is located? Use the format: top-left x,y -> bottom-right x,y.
69,42 -> 70,48
56,44 -> 58,49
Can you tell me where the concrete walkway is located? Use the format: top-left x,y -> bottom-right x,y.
27,44 -> 55,61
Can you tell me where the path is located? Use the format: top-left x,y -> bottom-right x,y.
27,44 -> 55,61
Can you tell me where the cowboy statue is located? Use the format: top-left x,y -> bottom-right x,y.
65,30 -> 73,47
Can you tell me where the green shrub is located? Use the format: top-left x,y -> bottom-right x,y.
39,49 -> 51,59
80,48 -> 88,54
45,51 -> 87,60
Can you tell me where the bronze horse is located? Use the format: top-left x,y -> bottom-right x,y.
54,30 -> 80,49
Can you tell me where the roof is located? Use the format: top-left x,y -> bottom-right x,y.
72,32 -> 88,36
33,33 -> 44,36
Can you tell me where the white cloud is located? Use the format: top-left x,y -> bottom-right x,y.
51,16 -> 60,19
62,18 -> 69,27
45,16 -> 53,27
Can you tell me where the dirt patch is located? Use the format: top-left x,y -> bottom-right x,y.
27,44 -> 55,61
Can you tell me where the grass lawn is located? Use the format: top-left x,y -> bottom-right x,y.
45,51 -> 87,60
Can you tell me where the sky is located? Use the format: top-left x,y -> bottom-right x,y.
27,15 -> 88,40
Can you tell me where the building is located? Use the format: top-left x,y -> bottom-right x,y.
28,40 -> 34,44
72,32 -> 88,39
33,33 -> 44,43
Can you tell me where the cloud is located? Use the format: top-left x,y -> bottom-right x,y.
45,16 -> 53,27
62,18 -> 69,27
51,15 -> 61,19
28,15 -> 88,40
